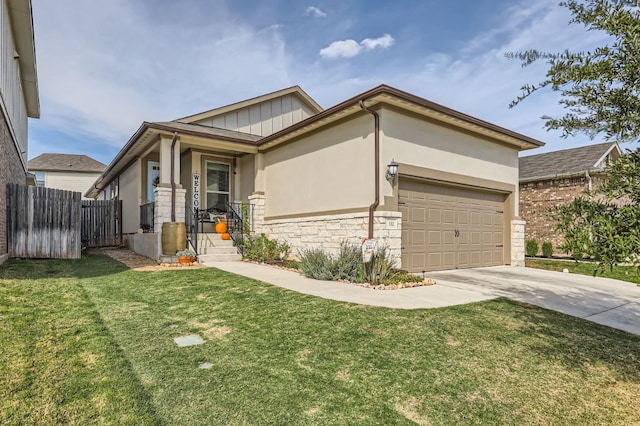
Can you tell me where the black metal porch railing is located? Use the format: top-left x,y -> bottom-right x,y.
185,204 -> 199,258
139,202 -> 155,232
226,202 -> 254,256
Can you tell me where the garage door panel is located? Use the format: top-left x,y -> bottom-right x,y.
411,207 -> 426,223
443,231 -> 456,246
442,209 -> 455,224
400,179 -> 506,272
428,231 -> 441,245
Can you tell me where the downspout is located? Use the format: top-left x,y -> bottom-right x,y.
358,100 -> 379,240
170,132 -> 178,222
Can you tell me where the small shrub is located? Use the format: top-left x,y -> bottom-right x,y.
541,242 -> 553,258
299,242 -> 397,283
333,242 -> 362,282
243,233 -> 290,263
361,246 -> 396,284
526,239 -> 539,257
299,248 -> 336,280
380,270 -> 423,285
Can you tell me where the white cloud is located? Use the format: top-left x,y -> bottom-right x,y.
31,0 -> 293,150
305,6 -> 326,18
361,34 -> 394,50
319,39 -> 362,58
319,34 -> 395,59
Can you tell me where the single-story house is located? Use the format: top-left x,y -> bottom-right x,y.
87,84 -> 544,271
28,153 -> 107,199
519,142 -> 622,253
0,0 -> 39,265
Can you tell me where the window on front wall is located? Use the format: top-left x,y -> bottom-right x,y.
35,172 -> 45,187
206,162 -> 230,213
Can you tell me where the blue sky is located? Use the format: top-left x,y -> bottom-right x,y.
29,0 -> 612,165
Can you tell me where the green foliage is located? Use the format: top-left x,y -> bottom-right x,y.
298,247 -> 338,281
240,203 -> 251,234
333,242 -> 363,282
361,246 -> 396,284
299,242 -> 397,283
176,248 -> 196,257
551,195 -> 640,272
526,239 -> 539,257
380,270 -> 424,285
507,0 -> 640,142
243,233 -> 290,263
542,242 -> 554,258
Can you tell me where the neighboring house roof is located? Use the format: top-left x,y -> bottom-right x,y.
28,153 -> 107,173
8,0 -> 39,118
176,85 -> 323,124
519,142 -> 621,182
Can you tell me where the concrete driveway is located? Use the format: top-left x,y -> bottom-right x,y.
429,266 -> 640,336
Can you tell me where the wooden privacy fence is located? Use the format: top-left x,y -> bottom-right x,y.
81,199 -> 122,247
6,183 -> 81,259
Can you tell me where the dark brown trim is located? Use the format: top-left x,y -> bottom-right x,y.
257,85 -> 545,149
148,122 -> 259,145
264,207 -> 369,221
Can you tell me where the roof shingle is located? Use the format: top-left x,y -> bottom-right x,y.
28,154 -> 107,173
519,142 -> 618,181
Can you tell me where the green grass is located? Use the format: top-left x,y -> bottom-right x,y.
526,258 -> 640,285
2,254 -> 640,425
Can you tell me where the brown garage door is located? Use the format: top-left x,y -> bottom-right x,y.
399,179 -> 505,272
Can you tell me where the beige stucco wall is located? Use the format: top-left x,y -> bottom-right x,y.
120,160 -> 141,234
237,154 -> 255,202
262,114 -> 375,218
41,171 -> 102,200
379,107 -> 520,214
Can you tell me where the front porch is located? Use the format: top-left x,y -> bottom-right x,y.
133,197 -> 253,262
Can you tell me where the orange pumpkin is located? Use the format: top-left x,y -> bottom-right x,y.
215,221 -> 227,234
221,233 -> 231,240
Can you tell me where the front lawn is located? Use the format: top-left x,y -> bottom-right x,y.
2,254 -> 640,425
526,258 -> 640,285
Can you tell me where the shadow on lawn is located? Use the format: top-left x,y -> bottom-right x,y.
512,300 -> 640,382
0,253 -> 130,280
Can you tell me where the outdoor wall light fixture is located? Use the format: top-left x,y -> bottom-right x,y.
386,159 -> 399,182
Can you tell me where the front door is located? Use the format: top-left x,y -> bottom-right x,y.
205,161 -> 230,214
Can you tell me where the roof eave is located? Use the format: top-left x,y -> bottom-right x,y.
257,85 -> 545,151
519,168 -> 606,183
8,0 -> 39,118
85,122 -> 261,198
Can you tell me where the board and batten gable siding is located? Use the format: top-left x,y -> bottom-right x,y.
192,94 -> 316,137
42,171 -> 103,200
262,114 -> 374,218
379,107 -> 520,212
0,0 -> 28,165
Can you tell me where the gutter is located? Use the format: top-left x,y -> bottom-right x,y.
358,100 -> 379,240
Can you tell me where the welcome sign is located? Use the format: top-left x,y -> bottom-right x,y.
193,173 -> 200,213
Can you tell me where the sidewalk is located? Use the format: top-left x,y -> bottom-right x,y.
208,261 -> 495,309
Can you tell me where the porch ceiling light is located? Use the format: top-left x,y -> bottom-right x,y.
386,159 -> 399,182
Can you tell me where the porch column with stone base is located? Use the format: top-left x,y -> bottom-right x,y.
154,186 -> 187,231
511,219 -> 526,267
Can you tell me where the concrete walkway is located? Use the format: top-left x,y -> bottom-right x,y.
208,262 -> 640,336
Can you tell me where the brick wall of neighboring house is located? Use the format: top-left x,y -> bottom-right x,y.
519,175 -> 606,255
0,111 -> 26,261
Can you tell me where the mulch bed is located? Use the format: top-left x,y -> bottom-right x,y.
244,259 -> 436,290
89,248 -> 205,271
